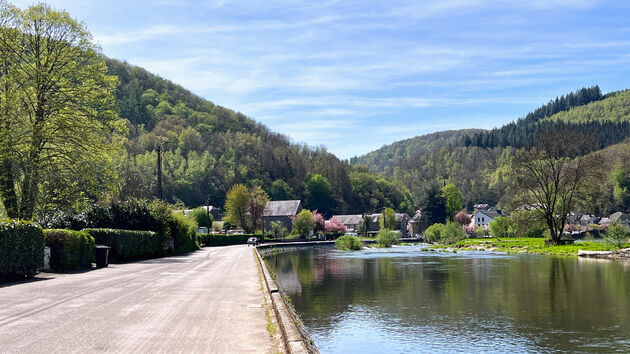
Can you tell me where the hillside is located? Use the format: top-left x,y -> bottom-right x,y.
350,129 -> 484,174
352,86 -> 630,215
105,59 -> 414,216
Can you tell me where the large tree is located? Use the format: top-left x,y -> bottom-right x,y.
509,130 -> 599,245
225,184 -> 249,230
305,174 -> 335,216
247,186 -> 268,233
0,2 -> 122,219
418,184 -> 447,231
442,183 -> 463,221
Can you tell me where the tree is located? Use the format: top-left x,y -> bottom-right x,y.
358,214 -> 371,237
603,224 -> 628,249
292,209 -> 315,238
188,207 -> 213,228
225,184 -> 249,230
325,217 -> 347,234
312,210 -> 325,234
269,179 -> 294,201
0,3 -> 122,219
380,207 -> 397,230
424,223 -> 445,243
510,209 -> 546,238
454,211 -> 471,226
376,229 -> 400,247
247,186 -> 268,233
269,221 -> 287,240
509,130 -> 600,244
442,184 -> 463,221
488,216 -> 516,238
441,221 -> 467,244
418,184 -> 447,231
305,174 -> 334,216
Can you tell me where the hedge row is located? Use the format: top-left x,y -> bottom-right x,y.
0,220 -> 44,279
84,228 -> 165,261
199,234 -> 255,246
44,229 -> 94,271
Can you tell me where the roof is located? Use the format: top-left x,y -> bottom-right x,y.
474,203 -> 491,210
610,212 -> 629,222
263,200 -> 301,217
580,214 -> 598,222
332,215 -> 363,225
368,213 -> 411,222
474,210 -> 502,219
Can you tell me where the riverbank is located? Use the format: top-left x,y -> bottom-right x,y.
431,237 -> 630,257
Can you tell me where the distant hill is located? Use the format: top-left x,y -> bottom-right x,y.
545,89 -> 630,124
350,129 -> 484,174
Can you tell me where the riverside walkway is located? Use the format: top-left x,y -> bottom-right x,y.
0,245 -> 280,353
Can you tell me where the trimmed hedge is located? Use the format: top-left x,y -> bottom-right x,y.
44,229 -> 94,271
170,212 -> 199,253
0,219 -> 44,279
84,228 -> 164,261
199,234 -> 253,246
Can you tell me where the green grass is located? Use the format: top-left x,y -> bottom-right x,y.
431,237 -> 630,256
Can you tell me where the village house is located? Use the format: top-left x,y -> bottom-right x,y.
580,214 -> 599,228
610,212 -> 630,225
566,211 -> 584,225
472,209 -> 505,227
263,200 -> 301,232
367,212 -> 411,237
473,203 -> 492,212
408,210 -> 422,236
331,215 -> 363,233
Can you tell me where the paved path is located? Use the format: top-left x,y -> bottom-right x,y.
0,245 -> 279,353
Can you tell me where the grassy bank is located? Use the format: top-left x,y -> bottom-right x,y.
431,237 -> 630,256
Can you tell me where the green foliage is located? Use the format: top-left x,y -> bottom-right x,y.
475,226 -> 487,237
44,229 -> 94,271
418,184 -> 447,231
424,223 -> 445,243
269,180 -> 295,200
358,214 -> 370,238
510,209 -> 546,238
269,221 -> 287,239
84,229 -> 164,261
169,212 -> 199,253
292,210 -> 316,238
349,170 -> 415,215
376,229 -> 400,248
225,184 -> 250,230
604,224 -> 629,250
199,234 -> 253,246
335,236 -> 363,251
189,207 -> 213,228
442,184 -> 463,220
441,221 -> 467,244
247,186 -> 269,233
0,219 -> 44,278
380,207 -> 397,230
305,174 -> 335,216
489,216 -> 516,238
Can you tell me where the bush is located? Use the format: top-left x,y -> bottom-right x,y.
200,234 -> 252,246
424,223 -> 445,243
376,229 -> 400,248
335,235 -> 362,250
169,212 -> 199,253
84,229 -> 164,261
603,224 -> 629,249
44,229 -> 94,271
489,216 -> 516,238
441,221 -> 467,245
475,225 -> 487,237
269,221 -> 287,239
188,207 -> 213,228
0,219 -> 44,278
292,210 -> 315,238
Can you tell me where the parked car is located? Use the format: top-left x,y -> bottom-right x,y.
247,237 -> 258,246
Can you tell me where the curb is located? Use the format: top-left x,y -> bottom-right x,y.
254,248 -> 314,354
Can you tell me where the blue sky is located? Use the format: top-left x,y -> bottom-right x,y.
12,0 -> 630,158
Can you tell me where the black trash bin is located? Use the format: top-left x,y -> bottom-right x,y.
94,245 -> 110,268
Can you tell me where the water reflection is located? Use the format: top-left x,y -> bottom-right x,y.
266,246 -> 630,353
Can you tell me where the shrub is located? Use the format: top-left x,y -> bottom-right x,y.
44,229 -> 94,271
603,223 -> 629,249
0,219 -> 44,278
188,207 -> 213,228
441,221 -> 467,245
200,234 -> 252,246
84,229 -> 164,261
475,226 -> 487,237
455,211 -> 472,226
169,212 -> 199,253
424,223 -> 445,243
110,198 -> 155,231
489,216 -> 516,238
292,210 -> 315,238
269,221 -> 287,239
335,235 -> 362,250
376,229 -> 400,248
511,209 -> 546,238
380,207 -> 397,230
325,217 -> 347,234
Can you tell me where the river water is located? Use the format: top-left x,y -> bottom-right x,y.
265,245 -> 630,353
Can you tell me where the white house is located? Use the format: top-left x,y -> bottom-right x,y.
472,209 -> 504,227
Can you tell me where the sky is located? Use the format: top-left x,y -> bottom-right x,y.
10,0 -> 630,159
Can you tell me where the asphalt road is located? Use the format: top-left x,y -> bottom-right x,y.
0,245 -> 279,353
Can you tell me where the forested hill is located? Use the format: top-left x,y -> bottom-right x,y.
105,59 -> 414,216
350,86 -> 630,215
350,129 -> 484,174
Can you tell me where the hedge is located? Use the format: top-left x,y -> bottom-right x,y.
44,229 -> 94,271
170,212 -> 199,253
84,228 -> 164,261
0,219 -> 44,279
199,234 -> 255,246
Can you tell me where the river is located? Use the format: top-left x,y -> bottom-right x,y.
265,245 -> 630,353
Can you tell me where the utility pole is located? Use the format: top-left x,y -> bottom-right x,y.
157,145 -> 163,200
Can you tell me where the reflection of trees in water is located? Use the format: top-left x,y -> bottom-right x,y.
267,249 -> 630,351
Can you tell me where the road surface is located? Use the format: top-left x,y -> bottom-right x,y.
0,245 -> 279,353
